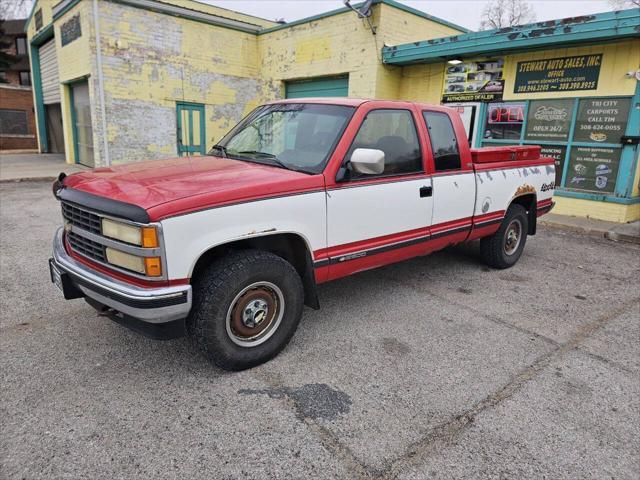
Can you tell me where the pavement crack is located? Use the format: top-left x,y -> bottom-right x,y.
249,370 -> 381,479
380,272 -> 560,348
573,346 -> 637,377
377,296 -> 640,479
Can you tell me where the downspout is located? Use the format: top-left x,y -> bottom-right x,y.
92,0 -> 110,166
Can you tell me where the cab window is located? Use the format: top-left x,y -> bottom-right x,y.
423,111 -> 461,171
346,109 -> 422,179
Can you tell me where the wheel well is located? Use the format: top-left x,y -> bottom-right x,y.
510,193 -> 537,235
191,233 -> 320,309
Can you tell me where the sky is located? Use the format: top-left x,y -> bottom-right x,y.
205,0 -> 616,31
3,0 -> 619,29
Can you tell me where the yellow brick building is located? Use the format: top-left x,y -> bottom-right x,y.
26,0 -> 465,167
25,0 -> 640,222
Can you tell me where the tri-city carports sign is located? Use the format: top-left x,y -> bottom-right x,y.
514,54 -> 602,93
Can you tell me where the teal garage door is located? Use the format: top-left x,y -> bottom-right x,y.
285,75 -> 349,99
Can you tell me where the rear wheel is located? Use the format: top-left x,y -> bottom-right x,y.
480,204 -> 528,269
187,249 -> 304,371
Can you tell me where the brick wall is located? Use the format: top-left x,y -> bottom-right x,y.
96,0 -> 266,164
0,86 -> 37,150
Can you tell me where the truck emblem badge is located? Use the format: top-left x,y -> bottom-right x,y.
338,252 -> 367,262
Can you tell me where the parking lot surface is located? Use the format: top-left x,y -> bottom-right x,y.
1,181 -> 639,479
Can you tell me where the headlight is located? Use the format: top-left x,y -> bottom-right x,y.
101,218 -> 159,247
105,248 -> 145,274
101,219 -> 162,276
105,248 -> 163,277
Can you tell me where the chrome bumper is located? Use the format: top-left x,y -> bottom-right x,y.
51,228 -> 191,323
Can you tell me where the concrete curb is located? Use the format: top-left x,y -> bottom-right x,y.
604,230 -> 640,245
0,176 -> 57,184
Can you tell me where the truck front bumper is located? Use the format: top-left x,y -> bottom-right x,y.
50,228 -> 192,334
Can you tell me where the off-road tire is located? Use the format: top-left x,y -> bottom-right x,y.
480,204 -> 528,269
186,249 -> 304,371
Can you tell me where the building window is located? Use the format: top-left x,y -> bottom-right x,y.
35,9 -> 43,31
0,72 -> 7,83
61,14 -> 82,46
573,97 -> 631,144
0,109 -> 29,135
479,96 -> 632,195
16,37 -> 27,56
524,99 -> 573,142
483,102 -> 525,140
19,71 -> 31,86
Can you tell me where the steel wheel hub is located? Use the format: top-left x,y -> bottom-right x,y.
504,219 -> 522,255
243,298 -> 269,328
226,282 -> 285,347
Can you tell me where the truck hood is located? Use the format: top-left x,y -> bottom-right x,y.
64,156 -> 324,221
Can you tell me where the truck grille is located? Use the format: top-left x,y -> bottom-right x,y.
67,231 -> 107,263
61,202 -> 102,235
59,200 -> 163,279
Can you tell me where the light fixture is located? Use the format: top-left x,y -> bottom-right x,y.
447,59 -> 463,65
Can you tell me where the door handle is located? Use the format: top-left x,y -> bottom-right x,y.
419,186 -> 433,198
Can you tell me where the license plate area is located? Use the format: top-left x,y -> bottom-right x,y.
50,261 -> 63,292
49,259 -> 84,300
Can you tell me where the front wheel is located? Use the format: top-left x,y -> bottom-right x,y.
187,249 -> 304,371
480,204 -> 528,269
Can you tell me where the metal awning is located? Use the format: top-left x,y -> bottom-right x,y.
382,9 -> 640,65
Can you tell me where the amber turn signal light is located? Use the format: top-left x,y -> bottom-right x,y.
144,257 -> 162,277
141,226 -> 159,248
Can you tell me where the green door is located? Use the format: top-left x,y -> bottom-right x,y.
285,75 -> 349,99
70,81 -> 94,167
176,102 -> 206,156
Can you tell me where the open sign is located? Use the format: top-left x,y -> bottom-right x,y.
488,103 -> 525,124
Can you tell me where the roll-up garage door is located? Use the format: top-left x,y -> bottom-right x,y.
285,75 -> 349,99
39,39 -> 60,104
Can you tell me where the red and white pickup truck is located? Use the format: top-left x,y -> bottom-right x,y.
50,99 -> 555,370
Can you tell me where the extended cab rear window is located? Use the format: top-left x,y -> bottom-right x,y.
423,111 -> 461,172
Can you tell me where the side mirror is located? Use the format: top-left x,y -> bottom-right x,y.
349,148 -> 385,175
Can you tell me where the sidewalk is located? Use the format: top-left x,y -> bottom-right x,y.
539,213 -> 640,245
0,152 -> 88,182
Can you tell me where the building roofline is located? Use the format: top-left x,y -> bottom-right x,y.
258,0 -> 469,35
189,0 -> 278,26
26,0 -> 469,37
380,0 -> 469,33
23,0 -> 38,32
382,8 -> 640,65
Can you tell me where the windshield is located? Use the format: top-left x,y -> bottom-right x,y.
212,103 -> 355,174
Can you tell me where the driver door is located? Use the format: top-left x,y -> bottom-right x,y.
325,106 -> 434,280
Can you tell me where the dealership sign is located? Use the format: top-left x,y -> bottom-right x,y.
566,146 -> 620,194
525,99 -> 574,141
442,59 -> 504,103
514,54 -> 602,94
573,97 -> 631,144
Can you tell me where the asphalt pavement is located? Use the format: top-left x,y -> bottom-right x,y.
1,181 -> 639,479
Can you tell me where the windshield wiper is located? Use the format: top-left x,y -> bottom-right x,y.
236,151 -> 292,171
237,150 -> 277,158
209,144 -> 227,158
234,151 -> 315,175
